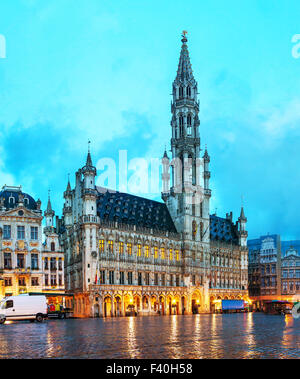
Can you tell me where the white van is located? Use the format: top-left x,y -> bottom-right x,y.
0,295 -> 47,324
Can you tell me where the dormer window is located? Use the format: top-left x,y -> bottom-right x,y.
9,196 -> 15,205
24,197 -> 29,205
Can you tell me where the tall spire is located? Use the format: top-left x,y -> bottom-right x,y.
163,144 -> 169,159
82,140 -> 97,178
174,31 -> 195,84
239,195 -> 247,221
86,140 -> 93,168
240,206 -> 247,221
66,174 -> 71,191
203,144 -> 210,162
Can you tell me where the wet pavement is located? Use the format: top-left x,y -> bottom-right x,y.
0,313 -> 299,359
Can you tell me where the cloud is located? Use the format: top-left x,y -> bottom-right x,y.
260,99 -> 300,139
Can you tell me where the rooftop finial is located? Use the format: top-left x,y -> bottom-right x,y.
85,141 -> 93,168
46,189 -> 53,213
66,174 -> 71,191
163,144 -> 169,159
239,195 -> 247,221
175,30 -> 194,83
182,30 -> 188,43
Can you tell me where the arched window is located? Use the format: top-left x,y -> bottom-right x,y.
200,222 -> 204,241
187,114 -> 192,136
187,86 -> 191,97
51,242 -> 55,251
179,115 -> 184,137
179,86 -> 184,98
192,220 -> 197,241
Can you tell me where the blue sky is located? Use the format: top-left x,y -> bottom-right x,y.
0,0 -> 300,240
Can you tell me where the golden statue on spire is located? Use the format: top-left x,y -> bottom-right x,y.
181,30 -> 188,43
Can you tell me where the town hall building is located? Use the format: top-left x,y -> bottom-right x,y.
60,33 -> 249,317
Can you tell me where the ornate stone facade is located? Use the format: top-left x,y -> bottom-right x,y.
0,186 -> 64,299
60,33 -> 248,317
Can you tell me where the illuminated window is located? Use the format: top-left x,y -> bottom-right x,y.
100,270 -> 105,284
127,243 -> 132,256
119,242 -> 124,254
145,245 -> 149,258
192,220 -> 197,241
154,247 -> 158,259
137,244 -> 142,257
169,249 -> 173,261
99,239 -> 104,253
108,240 -> 114,253
175,250 -> 180,261
161,247 -> 165,260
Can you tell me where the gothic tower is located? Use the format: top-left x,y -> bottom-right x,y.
44,192 -> 55,236
162,32 -> 211,247
162,32 -> 211,294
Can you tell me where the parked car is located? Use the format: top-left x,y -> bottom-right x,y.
47,303 -> 72,319
0,295 -> 47,324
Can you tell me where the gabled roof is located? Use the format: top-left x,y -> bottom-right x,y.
0,205 -> 42,219
96,187 -> 177,233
